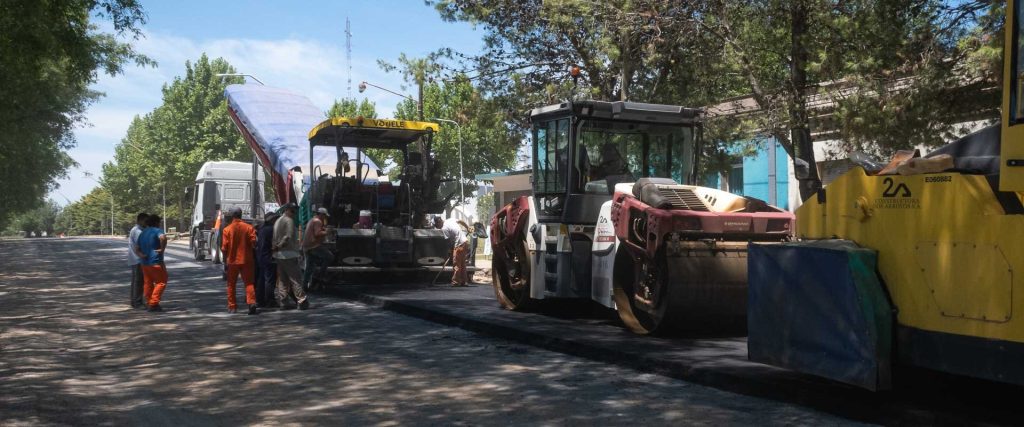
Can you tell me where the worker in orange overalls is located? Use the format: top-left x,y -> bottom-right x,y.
221,207 -> 259,314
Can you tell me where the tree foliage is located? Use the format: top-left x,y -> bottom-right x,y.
386,69 -> 521,209
91,54 -> 247,233
3,200 -> 61,237
433,0 -> 1000,199
0,0 -> 152,229
327,97 -> 378,118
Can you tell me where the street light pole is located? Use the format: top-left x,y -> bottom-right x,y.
429,118 -> 465,208
214,73 -> 265,85
358,81 -> 422,120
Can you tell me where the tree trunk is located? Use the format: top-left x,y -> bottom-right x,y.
620,35 -> 631,101
789,0 -> 821,202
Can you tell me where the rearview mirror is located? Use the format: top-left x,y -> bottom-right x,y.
794,158 -> 811,180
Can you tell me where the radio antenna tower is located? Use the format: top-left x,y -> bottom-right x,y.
346,17 -> 352,98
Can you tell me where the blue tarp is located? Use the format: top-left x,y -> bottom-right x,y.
224,84 -> 379,179
747,240 -> 893,390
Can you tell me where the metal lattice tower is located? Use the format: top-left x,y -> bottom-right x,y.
346,17 -> 352,98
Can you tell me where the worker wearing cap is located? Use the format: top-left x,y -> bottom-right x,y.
441,217 -> 471,287
221,207 -> 259,314
273,203 -> 308,309
301,207 -> 332,290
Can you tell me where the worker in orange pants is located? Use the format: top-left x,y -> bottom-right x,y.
134,214 -> 168,311
141,263 -> 168,308
221,207 -> 259,314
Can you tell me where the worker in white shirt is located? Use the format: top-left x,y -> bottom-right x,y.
440,217 -> 471,287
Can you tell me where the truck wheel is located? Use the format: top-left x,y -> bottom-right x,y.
192,232 -> 206,261
493,238 -> 533,310
612,246 -> 670,335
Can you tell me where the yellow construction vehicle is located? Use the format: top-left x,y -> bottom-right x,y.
746,3 -> 1024,390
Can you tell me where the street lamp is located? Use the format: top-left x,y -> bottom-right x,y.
83,172 -> 114,236
215,73 -> 265,85
359,80 -> 423,121
429,118 -> 465,208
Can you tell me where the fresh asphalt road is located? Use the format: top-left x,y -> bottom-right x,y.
0,237 -> 862,426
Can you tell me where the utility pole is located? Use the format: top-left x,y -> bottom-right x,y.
346,17 -> 352,98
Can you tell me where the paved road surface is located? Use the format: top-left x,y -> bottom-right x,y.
0,237 -> 860,426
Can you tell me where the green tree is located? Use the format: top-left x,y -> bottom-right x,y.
0,0 -> 152,229
389,72 -> 521,211
430,0 -> 785,194
685,0 -> 997,198
54,187 -> 119,235
101,54 -> 248,231
4,200 -> 60,237
327,97 -> 378,118
435,0 -> 998,200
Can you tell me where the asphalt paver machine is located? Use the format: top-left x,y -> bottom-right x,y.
306,117 -> 450,274
490,101 -> 794,334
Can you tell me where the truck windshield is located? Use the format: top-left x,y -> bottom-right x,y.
576,119 -> 695,194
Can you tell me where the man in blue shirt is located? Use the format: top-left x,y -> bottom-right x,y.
127,212 -> 148,308
134,214 -> 168,311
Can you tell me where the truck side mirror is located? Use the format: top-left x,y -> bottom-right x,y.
794,158 -> 811,180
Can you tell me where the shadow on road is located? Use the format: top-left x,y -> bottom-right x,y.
0,237 -> 853,426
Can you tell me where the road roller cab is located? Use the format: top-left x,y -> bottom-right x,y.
490,100 -> 794,334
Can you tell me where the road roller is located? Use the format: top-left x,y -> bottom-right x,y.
490,100 -> 794,334
746,0 -> 1024,390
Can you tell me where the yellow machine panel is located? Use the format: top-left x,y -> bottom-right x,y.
796,169 -> 1024,343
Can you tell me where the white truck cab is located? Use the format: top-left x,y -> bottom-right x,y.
189,161 -> 265,260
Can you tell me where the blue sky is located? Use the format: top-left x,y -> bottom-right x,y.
53,0 -> 483,204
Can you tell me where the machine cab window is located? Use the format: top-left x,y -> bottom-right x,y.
576,119 -> 695,195
1014,0 -> 1024,123
529,101 -> 700,220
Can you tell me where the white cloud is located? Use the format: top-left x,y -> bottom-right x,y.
54,30 -> 414,204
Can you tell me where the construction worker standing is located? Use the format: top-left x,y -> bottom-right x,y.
127,212 -> 148,308
273,203 -> 308,309
255,212 -> 279,308
221,207 -> 259,315
135,214 -> 168,311
301,207 -> 331,290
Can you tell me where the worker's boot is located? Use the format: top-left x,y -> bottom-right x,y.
298,299 -> 309,310
248,304 -> 259,315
